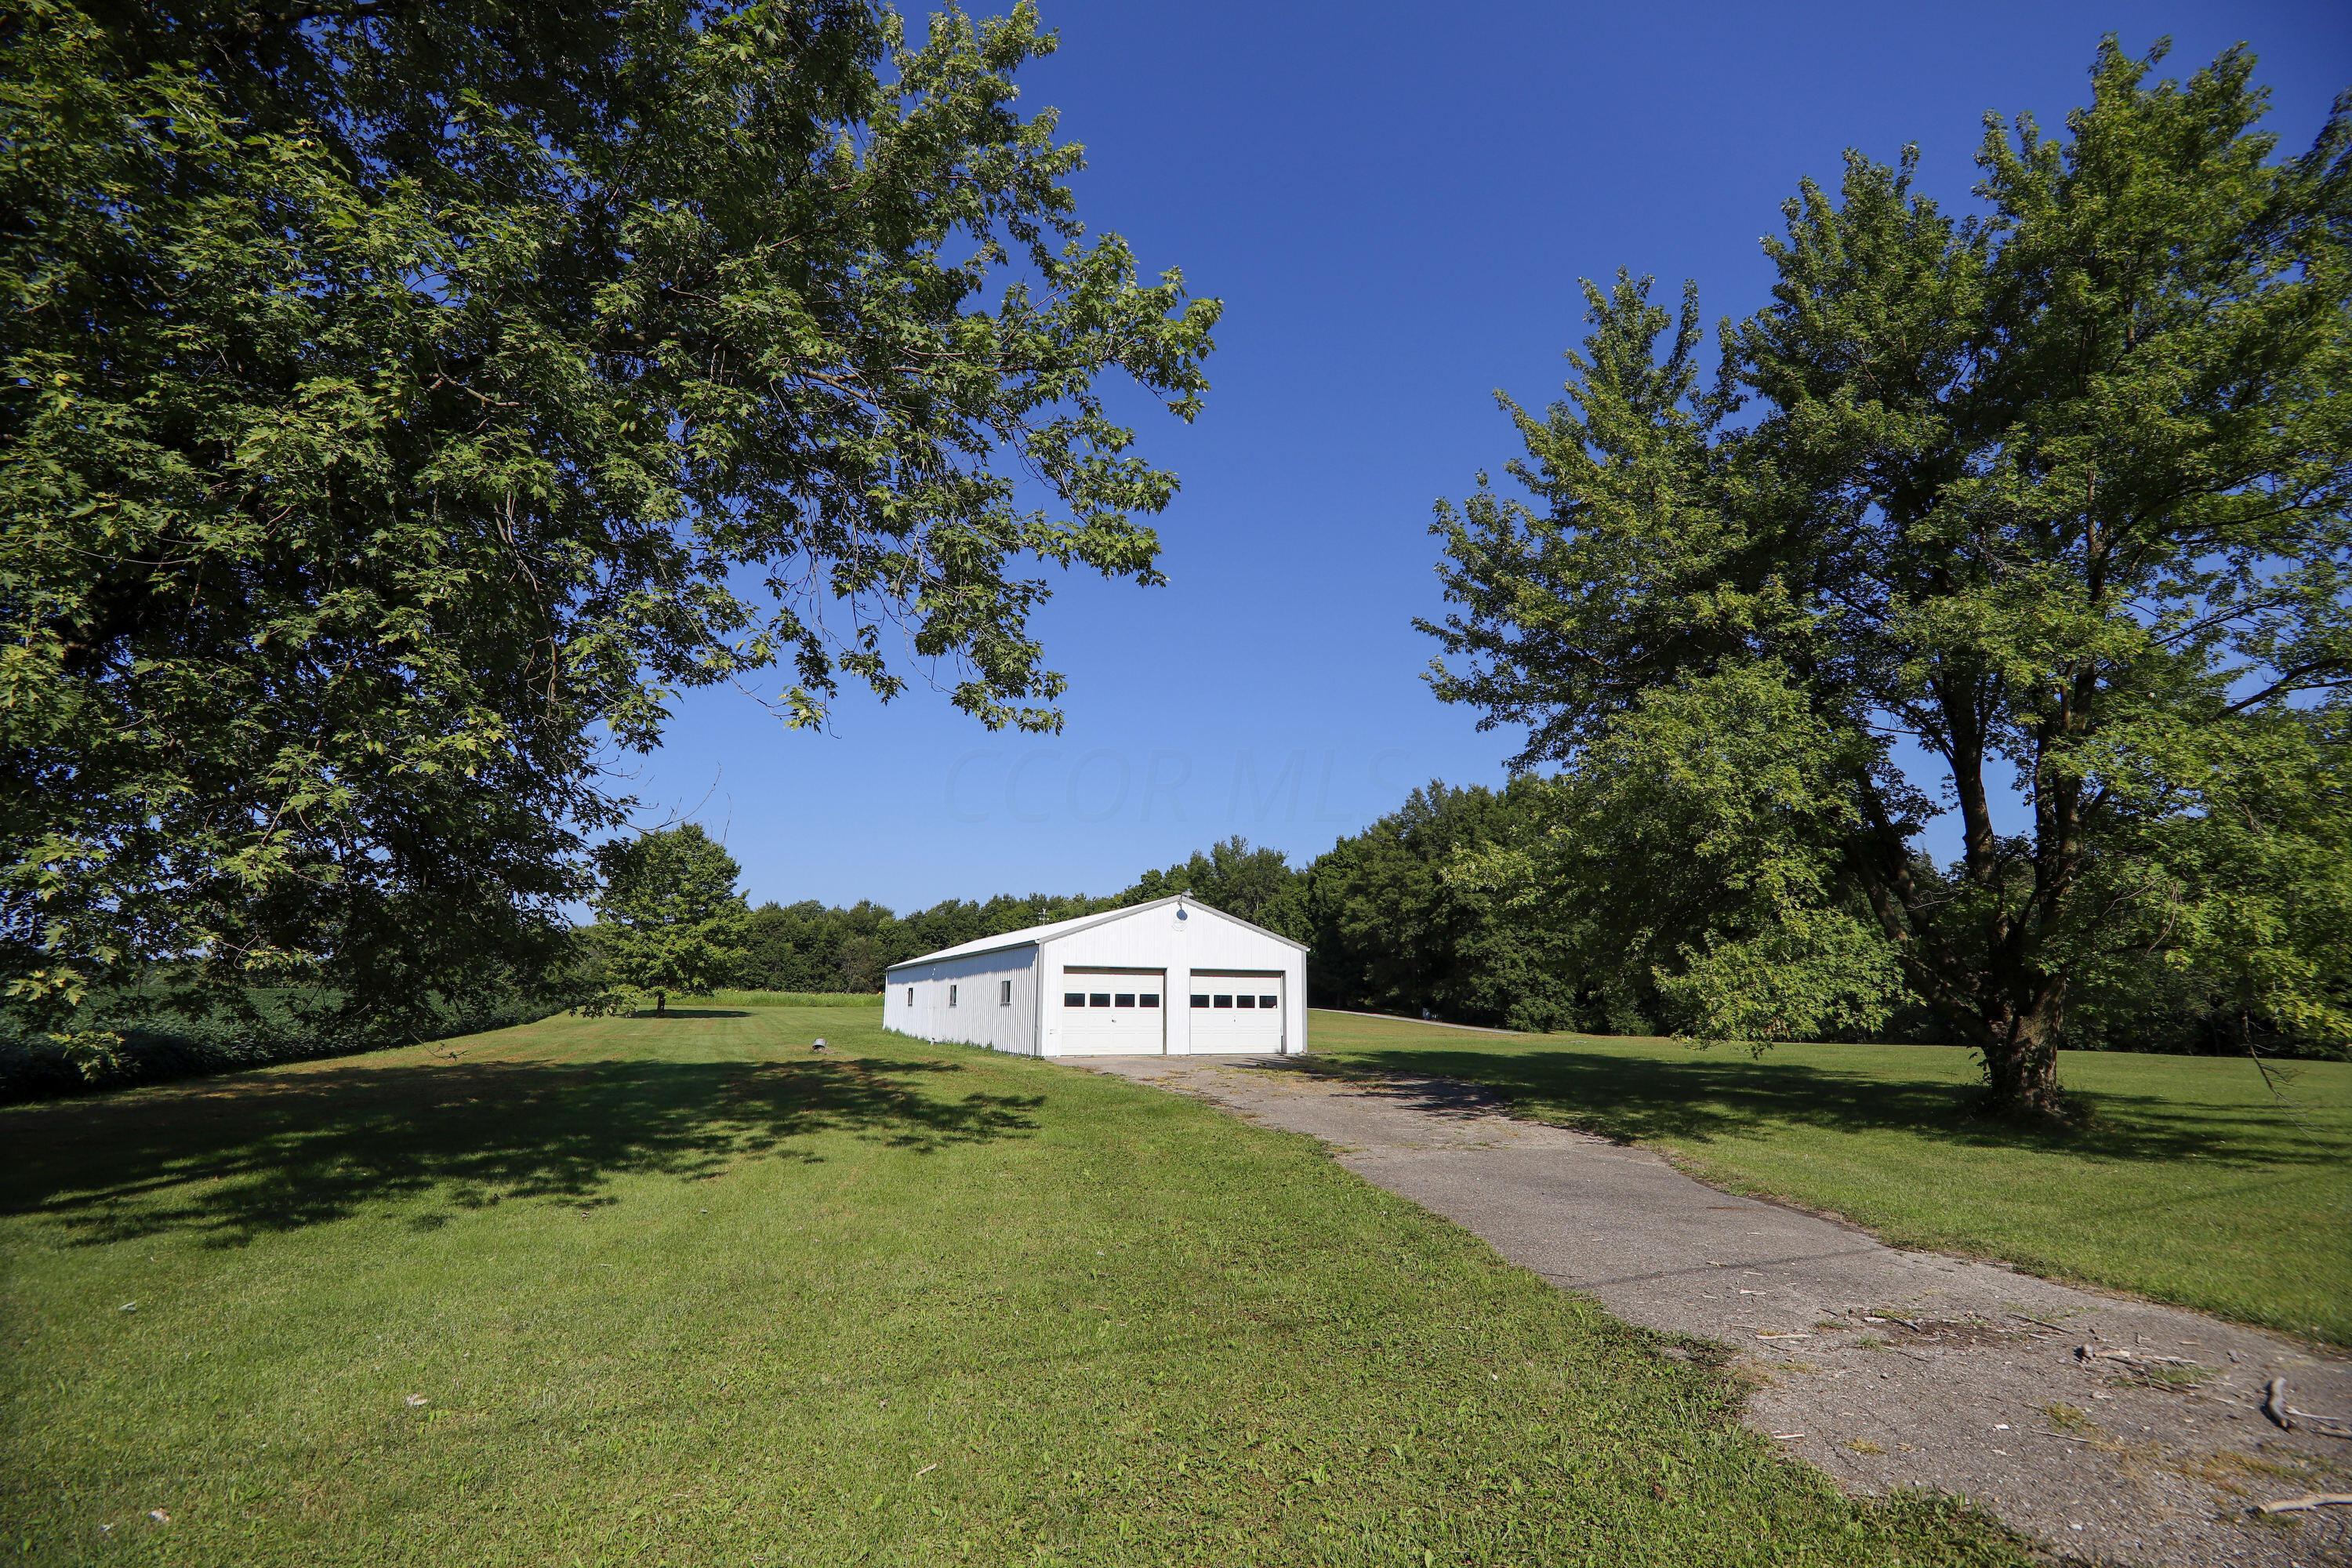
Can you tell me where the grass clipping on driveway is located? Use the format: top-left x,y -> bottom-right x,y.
1312,1012 -> 2352,1348
0,1006 -> 2020,1566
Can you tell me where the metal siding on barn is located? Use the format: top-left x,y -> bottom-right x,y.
880,947 -> 1040,1054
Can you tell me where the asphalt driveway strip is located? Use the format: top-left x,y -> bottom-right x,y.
1081,1054 -> 2352,1568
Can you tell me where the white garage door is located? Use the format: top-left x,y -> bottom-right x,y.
1054,970 -> 1166,1055
1187,973 -> 1284,1054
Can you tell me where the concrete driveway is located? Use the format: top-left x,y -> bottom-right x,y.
1083,1053 -> 2352,1568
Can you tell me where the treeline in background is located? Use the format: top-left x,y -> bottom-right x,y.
14,768 -> 2334,1106
727,777 -> 2341,1062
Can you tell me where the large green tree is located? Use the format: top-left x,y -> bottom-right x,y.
1426,42 -> 2352,1112
586,824 -> 750,1015
1301,780 -> 1583,1031
0,1 -> 1214,1034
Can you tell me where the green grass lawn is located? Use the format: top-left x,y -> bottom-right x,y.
1309,1011 -> 2352,1347
0,1006 -> 2020,1567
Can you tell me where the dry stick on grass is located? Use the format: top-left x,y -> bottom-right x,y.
2252,1493 -> 2352,1515
2288,1395 -> 2352,1436
2077,1345 -> 2195,1367
2261,1377 -> 2352,1441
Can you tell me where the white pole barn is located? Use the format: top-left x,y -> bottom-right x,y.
881,894 -> 1307,1057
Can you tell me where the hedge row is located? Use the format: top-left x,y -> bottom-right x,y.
0,992 -> 571,1105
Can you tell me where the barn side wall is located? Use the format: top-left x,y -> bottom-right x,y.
883,948 -> 1041,1054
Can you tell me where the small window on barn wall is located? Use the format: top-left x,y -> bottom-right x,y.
949,984 -> 957,1007
1139,993 -> 1160,1007
1190,993 -> 1210,1008
1236,994 -> 1256,1008
1063,992 -> 1084,1007
1259,995 -> 1277,1008
1000,980 -> 1012,1006
1089,993 -> 1111,1007
1213,994 -> 1233,1008
1115,993 -> 1135,1007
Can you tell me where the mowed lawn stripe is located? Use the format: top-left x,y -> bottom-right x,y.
2,1005 -> 2017,1566
1309,1011 -> 2352,1347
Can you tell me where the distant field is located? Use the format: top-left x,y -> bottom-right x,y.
702,988 -> 884,1007
0,1004 -> 2017,1566
1309,1011 -> 2352,1346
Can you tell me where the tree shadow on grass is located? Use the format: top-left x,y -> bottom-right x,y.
1293,1046 -> 2345,1173
1,1056 -> 1041,1247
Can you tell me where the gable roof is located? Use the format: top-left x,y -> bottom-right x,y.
882,894 -> 1308,973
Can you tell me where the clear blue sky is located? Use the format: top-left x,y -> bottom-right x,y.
635,0 -> 2352,913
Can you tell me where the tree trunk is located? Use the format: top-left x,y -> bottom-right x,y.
655,990 -> 667,1017
1977,998 -> 2065,1117
1855,781 -> 2074,1120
